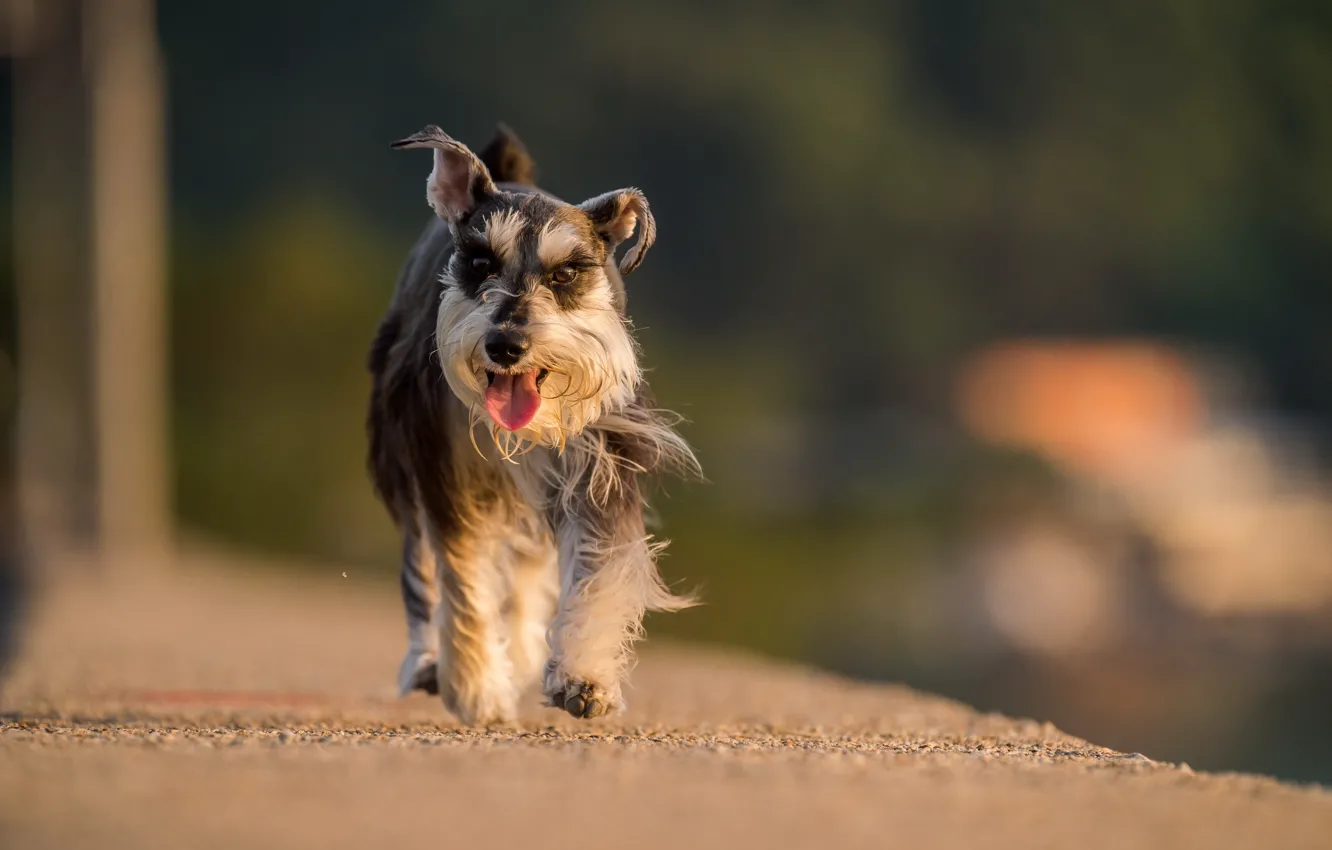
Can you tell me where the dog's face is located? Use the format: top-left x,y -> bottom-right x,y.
392,127 -> 654,451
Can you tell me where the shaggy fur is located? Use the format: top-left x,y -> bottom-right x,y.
367,124 -> 698,723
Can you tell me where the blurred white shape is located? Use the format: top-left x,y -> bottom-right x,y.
1129,429 -> 1332,615
979,527 -> 1122,658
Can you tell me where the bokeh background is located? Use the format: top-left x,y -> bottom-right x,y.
3,0 -> 1332,783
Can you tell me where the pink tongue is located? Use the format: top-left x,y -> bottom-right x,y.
483,371 -> 542,431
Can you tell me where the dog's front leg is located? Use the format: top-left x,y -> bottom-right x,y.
544,490 -> 685,719
433,516 -> 517,724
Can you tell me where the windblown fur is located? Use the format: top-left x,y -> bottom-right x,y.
367,124 -> 698,723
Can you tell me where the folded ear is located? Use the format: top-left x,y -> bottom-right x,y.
578,188 -> 656,276
390,125 -> 496,221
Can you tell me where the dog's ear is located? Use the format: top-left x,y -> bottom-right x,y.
390,125 -> 496,221
478,124 -> 537,186
579,189 -> 656,276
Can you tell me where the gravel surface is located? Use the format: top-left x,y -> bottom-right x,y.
3,552 -> 1330,849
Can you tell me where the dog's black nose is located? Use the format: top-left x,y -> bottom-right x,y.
484,328 -> 529,367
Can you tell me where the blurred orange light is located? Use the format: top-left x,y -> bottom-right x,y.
958,340 -> 1205,480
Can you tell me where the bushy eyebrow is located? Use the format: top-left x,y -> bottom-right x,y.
482,209 -> 525,262
549,249 -> 600,270
536,221 -> 590,267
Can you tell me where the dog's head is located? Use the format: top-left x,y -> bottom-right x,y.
392,126 -> 655,452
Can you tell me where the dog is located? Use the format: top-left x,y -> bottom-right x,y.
367,124 -> 699,724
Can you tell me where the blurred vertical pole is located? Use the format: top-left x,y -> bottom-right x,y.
84,0 -> 171,565
11,0 -> 99,560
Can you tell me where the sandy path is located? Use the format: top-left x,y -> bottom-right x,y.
2,553 -> 1330,849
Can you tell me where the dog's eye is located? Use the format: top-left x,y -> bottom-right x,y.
471,257 -> 493,275
551,266 -> 578,285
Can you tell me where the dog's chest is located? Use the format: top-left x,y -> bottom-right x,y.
500,448 -> 556,510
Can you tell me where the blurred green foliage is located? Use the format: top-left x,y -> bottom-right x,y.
137,0 -> 1330,577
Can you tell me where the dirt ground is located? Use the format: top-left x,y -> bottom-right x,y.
3,552 -> 1330,850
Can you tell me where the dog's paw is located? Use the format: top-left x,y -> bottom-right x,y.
410,662 -> 439,695
543,665 -> 621,719
548,680 -> 613,719
397,651 -> 439,697
440,671 -> 518,726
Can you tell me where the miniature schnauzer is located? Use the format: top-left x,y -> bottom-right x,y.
367,124 -> 698,723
